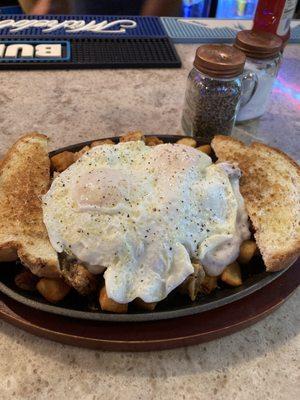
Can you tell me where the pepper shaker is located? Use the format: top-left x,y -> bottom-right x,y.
182,44 -> 246,141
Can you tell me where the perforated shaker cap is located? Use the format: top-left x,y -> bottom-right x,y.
193,44 -> 246,78
234,30 -> 283,59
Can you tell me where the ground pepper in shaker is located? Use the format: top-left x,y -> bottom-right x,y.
182,44 -> 246,140
234,30 -> 282,123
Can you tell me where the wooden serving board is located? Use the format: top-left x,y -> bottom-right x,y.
0,260 -> 298,351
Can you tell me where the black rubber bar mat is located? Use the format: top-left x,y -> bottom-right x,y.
0,37 -> 181,69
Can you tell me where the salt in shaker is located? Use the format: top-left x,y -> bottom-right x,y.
234,30 -> 282,123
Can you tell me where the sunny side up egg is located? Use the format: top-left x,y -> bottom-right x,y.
42,141 -> 250,304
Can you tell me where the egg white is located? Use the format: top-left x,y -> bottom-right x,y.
43,141 -> 250,303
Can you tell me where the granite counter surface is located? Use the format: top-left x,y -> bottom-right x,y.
0,44 -> 299,400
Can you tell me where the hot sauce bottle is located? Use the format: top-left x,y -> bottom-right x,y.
252,0 -> 298,46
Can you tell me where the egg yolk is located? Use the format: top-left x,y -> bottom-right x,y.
73,168 -> 134,211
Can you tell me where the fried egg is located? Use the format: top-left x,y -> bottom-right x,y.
42,141 -> 250,303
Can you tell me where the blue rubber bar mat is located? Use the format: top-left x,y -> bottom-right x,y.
0,7 -> 22,15
160,17 -> 300,44
0,40 -> 71,62
0,15 -> 166,38
0,38 -> 181,69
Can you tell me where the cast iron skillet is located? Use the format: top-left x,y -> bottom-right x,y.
0,135 -> 288,322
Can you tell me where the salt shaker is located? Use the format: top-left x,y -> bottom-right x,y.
182,44 -> 246,140
234,30 -> 282,123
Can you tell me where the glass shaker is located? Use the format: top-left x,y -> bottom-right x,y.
182,44 -> 246,141
234,30 -> 282,123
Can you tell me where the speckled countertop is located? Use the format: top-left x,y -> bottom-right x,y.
0,44 -> 299,400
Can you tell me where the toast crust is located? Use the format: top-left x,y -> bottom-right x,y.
212,135 -> 300,271
0,133 -> 59,277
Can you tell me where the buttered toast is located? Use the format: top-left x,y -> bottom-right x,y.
211,135 -> 300,271
0,133 -> 59,277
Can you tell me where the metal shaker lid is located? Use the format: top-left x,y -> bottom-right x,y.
234,30 -> 282,59
193,44 -> 246,78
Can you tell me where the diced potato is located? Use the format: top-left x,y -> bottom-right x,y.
99,286 -> 128,313
120,131 -> 144,142
74,145 -> 90,161
201,275 -> 218,294
51,151 -> 75,172
197,144 -> 212,156
144,136 -> 164,146
0,247 -> 18,262
221,262 -> 242,287
178,262 -> 205,301
176,137 -> 197,147
133,298 -> 157,311
15,270 -> 38,291
36,278 -> 71,303
60,260 -> 98,296
237,240 -> 257,264
90,139 -> 115,147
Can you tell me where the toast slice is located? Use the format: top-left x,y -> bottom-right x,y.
0,133 -> 59,277
211,135 -> 300,271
